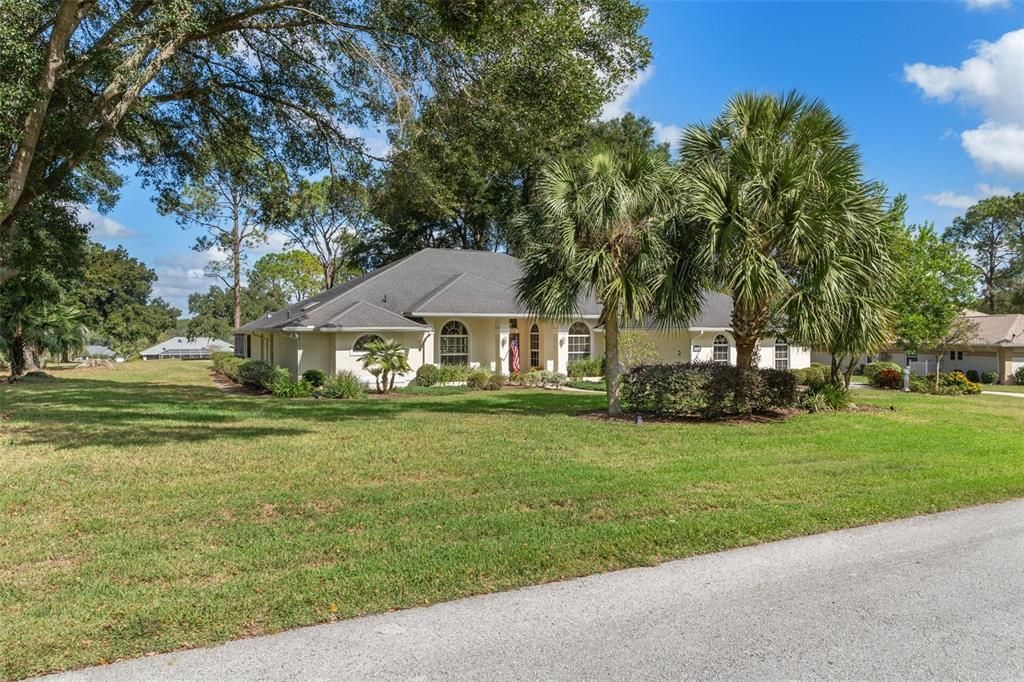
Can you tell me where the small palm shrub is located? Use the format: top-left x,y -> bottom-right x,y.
360,338 -> 411,393
864,361 -> 902,383
980,371 -> 997,385
320,370 -> 366,399
965,369 -> 980,383
800,385 -> 852,412
301,369 -> 326,387
415,364 -> 441,387
567,357 -> 604,378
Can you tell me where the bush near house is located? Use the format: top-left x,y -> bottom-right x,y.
936,371 -> 982,395
864,361 -> 902,384
269,376 -> 314,398
320,370 -> 366,399
437,364 -> 473,384
980,371 -> 997,385
965,369 -> 980,383
873,368 -> 904,390
791,363 -> 829,390
567,357 -> 604,378
301,369 -> 326,387
622,362 -> 797,419
467,370 -> 505,391
211,352 -> 245,381
800,385 -> 852,413
414,364 -> 441,387
1016,366 -> 1024,385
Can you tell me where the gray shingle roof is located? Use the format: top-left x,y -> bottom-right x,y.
140,337 -> 232,355
236,248 -> 732,332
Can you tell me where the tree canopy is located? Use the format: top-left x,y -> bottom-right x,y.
673,91 -> 891,367
0,0 -> 650,286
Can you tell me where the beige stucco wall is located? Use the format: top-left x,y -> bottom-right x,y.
331,331 -> 429,386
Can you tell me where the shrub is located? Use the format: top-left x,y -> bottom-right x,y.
792,363 -> 829,390
619,331 -> 660,368
1016,366 -> 1024,386
980,371 -> 997,385
800,385 -> 852,412
237,360 -> 288,390
622,362 -> 797,419
301,369 -> 326,387
965,369 -> 980,383
320,370 -> 366,399
437,364 -> 472,383
270,377 -> 313,398
522,370 -> 544,387
874,367 -> 904,390
938,371 -> 981,395
864,361 -> 902,383
760,369 -> 798,408
568,356 -> 604,378
484,372 -> 505,390
506,371 -> 524,386
539,370 -> 566,387
466,370 -> 492,390
415,364 -> 441,387
212,352 -> 245,381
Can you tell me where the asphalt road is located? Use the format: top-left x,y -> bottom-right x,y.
43,499 -> 1024,681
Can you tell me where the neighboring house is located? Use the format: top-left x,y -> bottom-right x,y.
82,345 -> 115,358
140,337 -> 233,361
812,310 -> 1024,384
235,248 -> 811,385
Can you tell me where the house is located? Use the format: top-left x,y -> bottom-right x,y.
235,248 -> 811,385
140,337 -> 233,361
811,310 -> 1024,384
80,345 -> 116,359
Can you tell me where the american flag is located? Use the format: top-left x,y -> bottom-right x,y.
510,334 -> 521,373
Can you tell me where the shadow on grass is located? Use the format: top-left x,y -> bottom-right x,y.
1,375 -> 603,450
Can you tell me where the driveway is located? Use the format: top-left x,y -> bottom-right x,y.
43,499 -> 1024,681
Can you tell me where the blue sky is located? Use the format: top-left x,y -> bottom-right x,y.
86,0 -> 1023,314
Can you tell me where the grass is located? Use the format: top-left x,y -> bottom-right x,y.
979,383 -> 1024,393
2,361 -> 1024,679
565,378 -> 606,391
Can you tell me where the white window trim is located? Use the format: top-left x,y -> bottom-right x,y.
352,334 -> 384,356
713,334 -> 730,365
567,322 -> 592,363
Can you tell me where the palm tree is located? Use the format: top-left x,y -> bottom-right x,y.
674,91 -> 889,367
0,285 -> 88,376
360,338 -> 411,393
515,149 -> 705,416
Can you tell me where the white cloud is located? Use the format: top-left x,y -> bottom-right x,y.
905,29 -> 1024,176
652,122 -> 682,148
598,66 -> 683,153
961,123 -> 1024,175
925,182 -> 1014,209
964,0 -> 1011,9
600,66 -> 654,121
75,205 -> 134,239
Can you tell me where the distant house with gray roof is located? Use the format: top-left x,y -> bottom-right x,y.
140,337 -> 233,361
235,248 -> 811,384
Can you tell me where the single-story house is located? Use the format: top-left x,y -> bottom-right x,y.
78,344 -> 117,359
141,337 -> 233,361
811,310 -> 1024,384
235,248 -> 811,385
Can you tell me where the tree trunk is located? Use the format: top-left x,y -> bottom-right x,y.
0,0 -> 81,230
9,334 -> 28,377
934,353 -> 942,392
734,332 -> 759,369
842,355 -> 857,389
604,310 -> 623,416
232,210 -> 242,330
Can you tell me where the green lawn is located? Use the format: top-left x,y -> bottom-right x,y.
2,361 -> 1023,679
980,384 -> 1024,393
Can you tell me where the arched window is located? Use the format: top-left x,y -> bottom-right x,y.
567,322 -> 591,363
774,338 -> 789,370
529,323 -> 540,369
353,334 -> 383,353
713,334 -> 730,364
439,320 -> 469,365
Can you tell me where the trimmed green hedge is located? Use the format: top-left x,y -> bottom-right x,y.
622,362 -> 797,419
567,357 -> 604,378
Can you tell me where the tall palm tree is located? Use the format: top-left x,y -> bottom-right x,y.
674,91 -> 889,367
515,149 -> 704,416
360,338 -> 411,393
